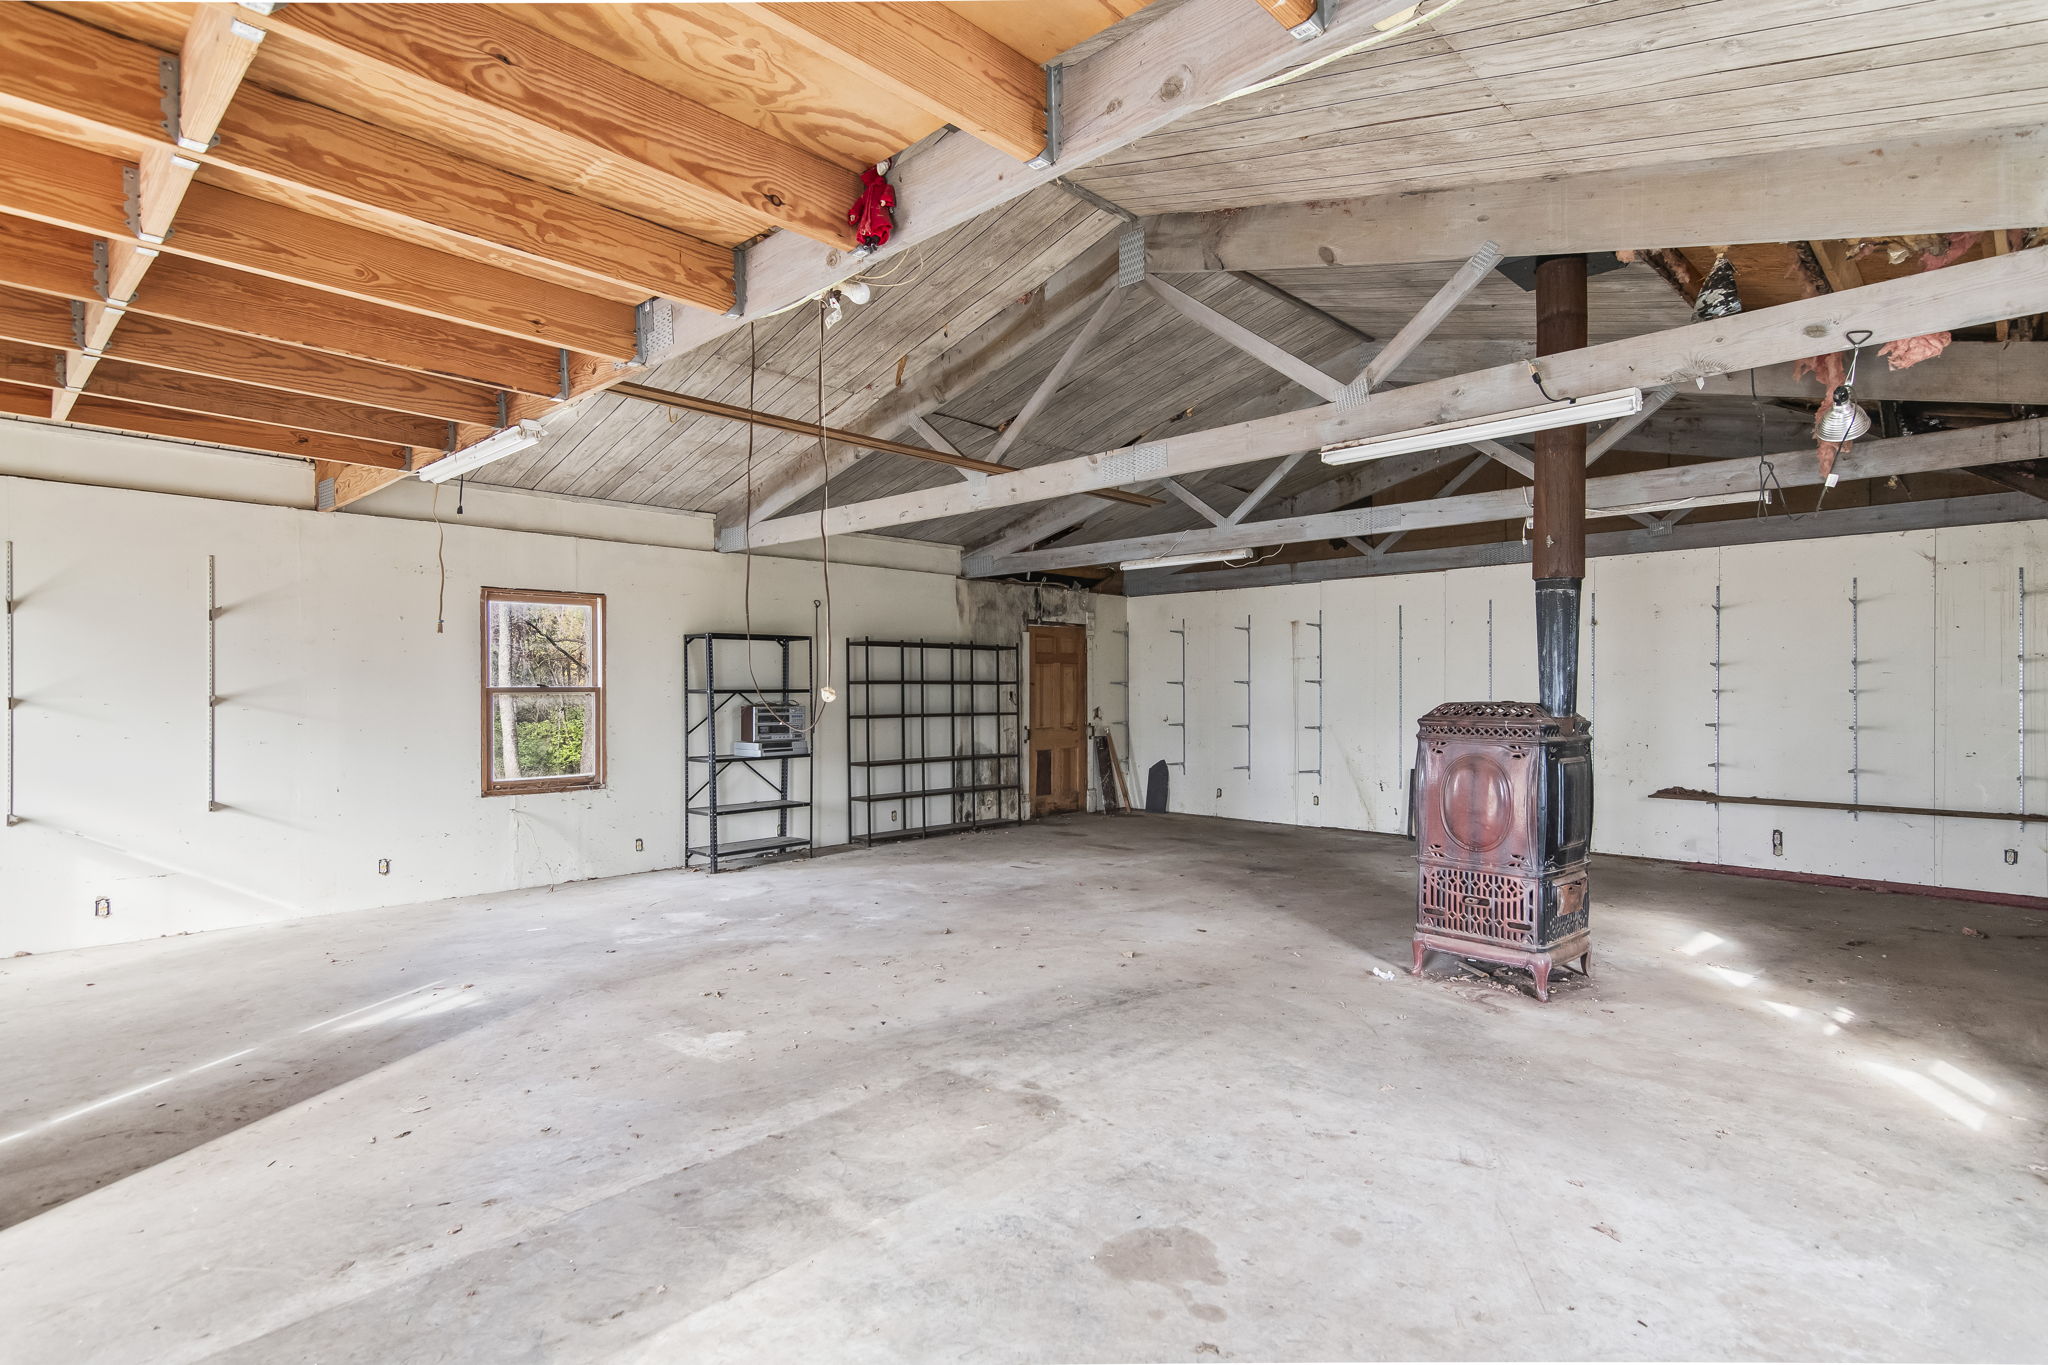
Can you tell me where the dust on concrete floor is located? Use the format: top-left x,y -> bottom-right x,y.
2,815 -> 2044,1364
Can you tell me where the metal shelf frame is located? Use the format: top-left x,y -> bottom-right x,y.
847,638 -> 1022,845
683,632 -> 815,872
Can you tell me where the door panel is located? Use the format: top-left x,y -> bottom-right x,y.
1028,624 -> 1087,816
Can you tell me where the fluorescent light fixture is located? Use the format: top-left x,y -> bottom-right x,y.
1320,388 -> 1645,465
417,420 -> 543,483
1119,549 -> 1257,571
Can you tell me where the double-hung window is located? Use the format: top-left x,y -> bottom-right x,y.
481,588 -> 605,795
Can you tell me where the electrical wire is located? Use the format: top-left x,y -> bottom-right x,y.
431,480 -> 447,634
814,297 -> 837,716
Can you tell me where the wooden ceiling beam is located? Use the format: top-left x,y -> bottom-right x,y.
1140,130 -> 2048,273
0,215 -> 570,397
0,340 -> 66,389
1126,493 -> 2046,595
208,86 -> 733,310
0,286 -> 501,425
738,3 -> 1047,163
313,460 -> 407,510
1249,0 -> 1322,38
0,379 -> 410,470
256,3 -> 861,250
82,359 -> 449,450
654,0 -> 1422,367
31,3 -> 268,420
0,130 -> 638,358
0,3 -> 721,308
131,256 -> 569,399
979,418 -> 2048,576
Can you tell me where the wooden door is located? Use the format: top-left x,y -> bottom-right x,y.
1027,624 -> 1088,816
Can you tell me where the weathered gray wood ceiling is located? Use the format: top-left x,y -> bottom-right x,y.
489,0 -> 2048,545
1075,0 -> 2048,212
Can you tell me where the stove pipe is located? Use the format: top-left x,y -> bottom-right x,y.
1535,576 -> 1581,718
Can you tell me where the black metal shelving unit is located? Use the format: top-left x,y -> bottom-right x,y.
847,639 -> 1021,845
684,632 -> 815,872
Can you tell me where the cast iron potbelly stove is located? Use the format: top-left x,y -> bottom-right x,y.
1412,701 -> 1593,1000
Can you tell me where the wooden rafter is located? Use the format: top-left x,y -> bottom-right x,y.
739,3 -> 1047,163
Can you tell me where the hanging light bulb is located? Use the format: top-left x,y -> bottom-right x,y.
1692,249 -> 1742,321
1816,329 -> 1875,443
1817,396 -> 1871,443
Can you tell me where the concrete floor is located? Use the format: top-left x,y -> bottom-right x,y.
2,816 -> 2045,1364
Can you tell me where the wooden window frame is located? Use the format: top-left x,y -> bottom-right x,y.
479,587 -> 607,797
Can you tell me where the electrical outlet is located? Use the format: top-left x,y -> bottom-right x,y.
635,838 -> 645,852
376,858 -> 391,875
93,897 -> 111,918
1771,830 -> 1784,857
2006,848 -> 2019,866
1215,788 -> 1223,799
889,809 -> 899,822
1312,794 -> 1320,806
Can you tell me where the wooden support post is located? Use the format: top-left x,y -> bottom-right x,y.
1531,256 -> 1589,581
1532,255 -> 1587,717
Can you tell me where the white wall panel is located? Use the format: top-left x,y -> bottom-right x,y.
1130,520 -> 2048,897
0,429 -> 1109,952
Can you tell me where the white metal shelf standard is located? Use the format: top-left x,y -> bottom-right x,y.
2019,567 -> 2028,832
1486,598 -> 1495,700
1709,585 -> 1725,794
1109,625 -> 1134,795
1849,577 -> 1862,820
1588,592 -> 1598,725
1165,620 -> 1187,770
1298,611 -> 1324,781
207,556 -> 223,812
4,541 -> 15,827
1232,616 -> 1252,774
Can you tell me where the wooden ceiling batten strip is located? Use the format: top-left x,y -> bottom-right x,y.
738,3 -> 1048,163
253,2 -> 861,249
